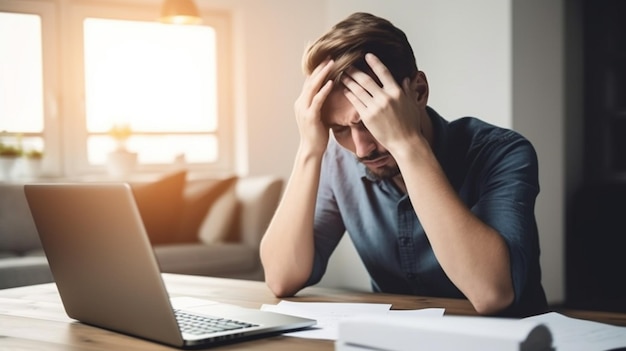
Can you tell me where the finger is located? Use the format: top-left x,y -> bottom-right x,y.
314,59 -> 335,81
365,53 -> 398,90
308,56 -> 332,75
343,87 -> 367,113
344,67 -> 380,97
303,60 -> 334,105
402,77 -> 411,95
341,73 -> 373,106
310,80 -> 333,111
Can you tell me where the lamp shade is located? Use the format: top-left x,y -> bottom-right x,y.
160,0 -> 202,25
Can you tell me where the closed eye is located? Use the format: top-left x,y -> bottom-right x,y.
331,125 -> 350,137
352,120 -> 367,130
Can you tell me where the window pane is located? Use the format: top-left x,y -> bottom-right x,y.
0,12 -> 44,133
83,18 -> 218,164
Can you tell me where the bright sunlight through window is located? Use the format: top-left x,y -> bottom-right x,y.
0,12 -> 44,151
83,18 -> 218,165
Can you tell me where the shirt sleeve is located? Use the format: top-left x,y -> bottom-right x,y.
470,134 -> 541,306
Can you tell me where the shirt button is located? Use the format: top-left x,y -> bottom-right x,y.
400,237 -> 410,246
406,273 -> 415,280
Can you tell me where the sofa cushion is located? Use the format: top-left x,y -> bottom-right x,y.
176,176 -> 237,243
198,182 -> 238,244
131,171 -> 187,245
0,252 -> 19,259
153,243 -> 257,276
0,256 -> 54,289
0,184 -> 42,255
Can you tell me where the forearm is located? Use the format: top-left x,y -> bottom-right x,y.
260,146 -> 323,297
394,138 -> 514,314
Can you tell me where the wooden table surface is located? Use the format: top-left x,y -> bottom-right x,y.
1,273 -> 625,350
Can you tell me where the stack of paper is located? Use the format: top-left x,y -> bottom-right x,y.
260,300 -> 444,340
261,300 -> 626,350
336,314 -> 553,351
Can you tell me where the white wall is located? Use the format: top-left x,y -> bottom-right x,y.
325,0 -> 512,127
214,0 -> 565,304
195,0 -> 327,178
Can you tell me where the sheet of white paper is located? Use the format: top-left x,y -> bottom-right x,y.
524,312 -> 626,351
261,300 -> 444,340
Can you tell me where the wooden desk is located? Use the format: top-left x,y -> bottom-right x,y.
1,274 -> 625,350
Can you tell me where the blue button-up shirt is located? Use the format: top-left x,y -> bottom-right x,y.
307,107 -> 547,316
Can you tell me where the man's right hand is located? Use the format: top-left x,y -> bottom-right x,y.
294,59 -> 335,156
261,61 -> 335,297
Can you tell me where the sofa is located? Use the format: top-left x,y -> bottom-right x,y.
0,172 -> 283,289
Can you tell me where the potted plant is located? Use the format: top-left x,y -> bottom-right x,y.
23,149 -> 44,178
106,123 -> 137,177
0,143 -> 22,180
108,123 -> 133,151
0,143 -> 21,157
24,149 -> 43,159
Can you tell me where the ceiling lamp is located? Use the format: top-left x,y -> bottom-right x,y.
160,0 -> 202,25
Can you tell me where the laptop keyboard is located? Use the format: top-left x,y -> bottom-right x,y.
174,310 -> 259,335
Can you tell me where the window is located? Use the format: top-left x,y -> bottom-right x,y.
84,18 -> 219,165
0,1 -> 58,177
0,0 -> 233,177
0,12 -> 44,150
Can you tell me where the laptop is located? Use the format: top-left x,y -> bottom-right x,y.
24,182 -> 315,349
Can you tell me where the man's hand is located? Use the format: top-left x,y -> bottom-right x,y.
261,61 -> 336,298
294,59 -> 335,156
341,53 -> 424,155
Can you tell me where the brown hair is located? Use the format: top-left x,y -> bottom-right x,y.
303,12 -> 418,86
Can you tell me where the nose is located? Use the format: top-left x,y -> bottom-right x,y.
352,125 -> 377,158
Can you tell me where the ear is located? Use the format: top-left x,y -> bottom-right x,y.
410,71 -> 429,106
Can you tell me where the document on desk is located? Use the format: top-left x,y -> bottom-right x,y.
260,300 -> 444,340
523,312 -> 626,351
337,314 -> 553,351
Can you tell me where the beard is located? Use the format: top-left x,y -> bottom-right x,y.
364,164 -> 401,180
357,150 -> 401,180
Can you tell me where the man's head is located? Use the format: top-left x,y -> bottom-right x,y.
303,12 -> 419,86
303,12 -> 426,180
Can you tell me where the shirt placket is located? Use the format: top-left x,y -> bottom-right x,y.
397,198 -> 423,294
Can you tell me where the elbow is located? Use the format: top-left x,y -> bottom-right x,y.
264,277 -> 301,298
260,249 -> 311,298
470,286 -> 515,316
262,264 -> 307,298
260,244 -> 312,298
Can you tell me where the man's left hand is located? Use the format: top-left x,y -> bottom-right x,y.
341,53 -> 425,154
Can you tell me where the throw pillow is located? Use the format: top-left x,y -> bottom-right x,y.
197,182 -> 238,244
131,171 -> 187,245
176,176 -> 238,243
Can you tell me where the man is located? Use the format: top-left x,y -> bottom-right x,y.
260,12 -> 547,317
